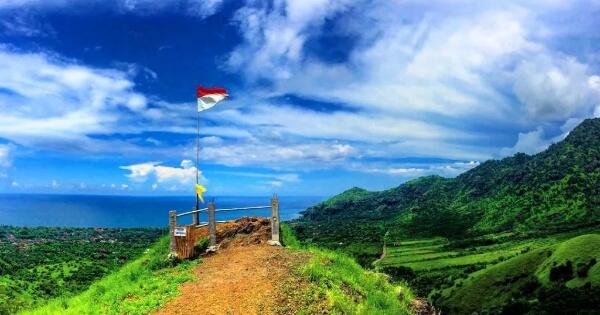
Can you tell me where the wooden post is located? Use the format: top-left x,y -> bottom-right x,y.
169,210 -> 177,255
208,201 -> 217,247
192,208 -> 199,226
271,194 -> 280,244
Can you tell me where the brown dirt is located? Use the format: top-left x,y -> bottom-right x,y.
154,218 -> 312,315
411,298 -> 440,315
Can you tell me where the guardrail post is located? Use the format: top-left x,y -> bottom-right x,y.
169,210 -> 177,255
192,207 -> 199,226
208,201 -> 217,247
270,194 -> 280,244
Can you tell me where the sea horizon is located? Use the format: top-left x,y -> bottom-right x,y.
0,193 -> 326,228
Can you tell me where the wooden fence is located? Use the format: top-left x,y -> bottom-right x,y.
169,195 -> 280,259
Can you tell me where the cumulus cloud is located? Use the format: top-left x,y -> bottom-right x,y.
500,127 -> 549,156
513,55 -> 600,121
500,117 -> 585,156
121,159 -> 203,185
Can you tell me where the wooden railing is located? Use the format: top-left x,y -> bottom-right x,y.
168,195 -> 280,258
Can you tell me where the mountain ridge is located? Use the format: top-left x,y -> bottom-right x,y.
292,118 -> 600,260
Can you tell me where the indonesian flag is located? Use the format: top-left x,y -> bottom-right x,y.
197,86 -> 228,112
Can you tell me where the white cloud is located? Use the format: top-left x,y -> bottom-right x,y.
121,159 -> 203,186
211,103 -> 475,143
360,161 -> 480,178
186,0 -> 224,18
230,4 -> 532,118
0,47 -> 149,148
0,144 -> 11,168
214,170 -> 300,187
1,0 -> 599,181
121,161 -> 157,182
155,162 -> 197,184
224,0 -> 600,165
199,140 -> 357,168
227,0 -> 351,80
500,116 -> 586,156
0,0 -> 224,18
513,54 -> 600,121
1,13 -> 48,37
500,127 -> 548,156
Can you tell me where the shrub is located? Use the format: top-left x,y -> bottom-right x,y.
576,258 -> 596,278
379,265 -> 416,282
193,237 -> 210,258
549,260 -> 574,282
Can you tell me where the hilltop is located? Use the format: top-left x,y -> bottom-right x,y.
24,218 -> 416,315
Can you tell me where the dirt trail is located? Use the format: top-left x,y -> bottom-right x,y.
154,218 -> 298,315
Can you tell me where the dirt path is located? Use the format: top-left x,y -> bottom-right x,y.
154,244 -> 290,315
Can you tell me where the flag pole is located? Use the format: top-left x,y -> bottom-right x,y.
196,107 -> 200,211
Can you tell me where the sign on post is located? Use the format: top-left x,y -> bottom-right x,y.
174,227 -> 187,237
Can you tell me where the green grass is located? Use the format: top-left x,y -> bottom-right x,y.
439,248 -> 551,314
436,233 -> 600,314
374,229 -> 600,314
401,246 -> 528,270
22,237 -> 198,315
536,234 -> 600,286
282,224 -> 414,314
376,232 -> 565,271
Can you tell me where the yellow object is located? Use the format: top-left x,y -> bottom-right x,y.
195,184 -> 207,203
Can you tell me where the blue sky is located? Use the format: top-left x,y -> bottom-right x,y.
0,0 -> 599,197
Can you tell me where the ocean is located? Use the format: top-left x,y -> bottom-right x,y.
0,194 -> 325,228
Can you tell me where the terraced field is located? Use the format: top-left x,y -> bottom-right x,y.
375,230 -> 592,271
377,236 -> 542,271
374,230 -> 600,314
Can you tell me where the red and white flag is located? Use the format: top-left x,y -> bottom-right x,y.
196,86 -> 228,112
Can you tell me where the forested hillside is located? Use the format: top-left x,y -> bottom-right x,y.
292,118 -> 600,259
0,227 -> 165,314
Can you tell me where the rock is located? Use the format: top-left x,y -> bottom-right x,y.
267,240 -> 282,246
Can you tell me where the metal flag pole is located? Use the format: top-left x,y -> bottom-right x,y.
195,107 -> 200,211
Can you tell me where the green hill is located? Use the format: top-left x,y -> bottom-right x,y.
437,234 -> 600,314
24,223 -> 415,315
291,117 -> 600,314
292,118 -> 600,259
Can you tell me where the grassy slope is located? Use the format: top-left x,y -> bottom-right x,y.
438,233 -> 600,314
537,234 -> 600,287
28,227 -> 414,315
22,237 -> 198,315
281,224 -> 414,314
